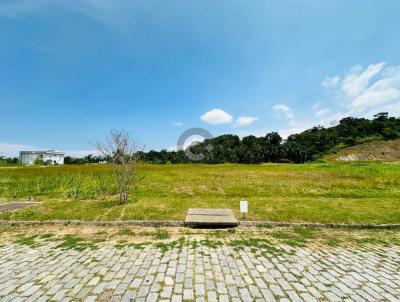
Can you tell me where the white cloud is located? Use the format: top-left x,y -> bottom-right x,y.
273,104 -> 294,119
351,76 -> 400,110
322,76 -> 340,88
172,121 -> 183,127
311,103 -> 331,118
278,120 -> 314,139
200,109 -> 233,125
278,128 -> 303,139
273,104 -> 290,112
315,108 -> 330,118
341,63 -> 385,98
320,62 -> 400,121
364,102 -> 400,119
240,62 -> 399,139
235,116 -> 258,126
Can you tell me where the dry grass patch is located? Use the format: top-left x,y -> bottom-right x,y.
1,225 -> 399,254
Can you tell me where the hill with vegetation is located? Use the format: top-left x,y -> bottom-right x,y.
140,112 -> 400,164
323,139 -> 400,162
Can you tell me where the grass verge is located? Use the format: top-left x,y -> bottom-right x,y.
1,162 -> 398,224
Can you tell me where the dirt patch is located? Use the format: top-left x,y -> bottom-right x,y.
329,139 -> 400,162
172,185 -> 194,196
0,202 -> 40,212
198,185 -> 225,194
1,224 -> 398,249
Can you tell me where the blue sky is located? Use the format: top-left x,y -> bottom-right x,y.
1,0 -> 400,156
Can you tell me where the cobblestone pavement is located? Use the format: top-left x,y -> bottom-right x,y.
0,241 -> 399,302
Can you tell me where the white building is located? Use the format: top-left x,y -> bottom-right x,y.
19,150 -> 65,165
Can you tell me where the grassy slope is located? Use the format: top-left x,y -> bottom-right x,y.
323,139 -> 400,162
0,163 -> 399,224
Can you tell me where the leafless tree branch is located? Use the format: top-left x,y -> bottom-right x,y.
95,129 -> 142,204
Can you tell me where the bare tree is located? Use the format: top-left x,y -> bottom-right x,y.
95,129 -> 142,204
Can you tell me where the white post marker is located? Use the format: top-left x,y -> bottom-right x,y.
240,200 -> 248,219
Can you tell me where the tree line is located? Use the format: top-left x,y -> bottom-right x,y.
139,112 -> 400,164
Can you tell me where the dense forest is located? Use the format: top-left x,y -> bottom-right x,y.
139,112 -> 400,164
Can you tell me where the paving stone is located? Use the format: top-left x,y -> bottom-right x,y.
0,238 -> 398,302
183,288 -> 194,300
146,292 -> 158,302
194,283 -> 205,296
207,291 -> 217,302
171,294 -> 183,302
122,290 -> 137,302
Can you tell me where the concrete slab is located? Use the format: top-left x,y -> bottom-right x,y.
185,208 -> 238,227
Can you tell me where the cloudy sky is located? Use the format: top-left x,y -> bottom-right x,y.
1,0 -> 400,156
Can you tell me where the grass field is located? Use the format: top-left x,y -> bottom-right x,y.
0,163 -> 399,224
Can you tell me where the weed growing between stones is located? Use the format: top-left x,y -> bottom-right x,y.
55,235 -> 99,251
228,238 -> 286,257
199,239 -> 223,248
353,237 -> 389,246
154,237 -> 186,253
326,237 -> 341,247
271,230 -> 308,247
256,224 -> 274,229
117,228 -> 136,236
114,240 -> 149,249
293,226 -> 315,238
152,228 -> 170,240
14,235 -> 39,247
39,233 -> 56,242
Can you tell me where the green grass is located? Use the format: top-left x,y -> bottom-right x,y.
271,231 -> 307,247
56,235 -> 99,251
0,163 -> 399,224
13,233 -> 99,251
0,162 -> 20,167
117,228 -> 135,236
14,235 -> 39,247
229,238 -> 284,256
353,237 -> 389,246
40,233 -> 55,239
114,241 -> 149,249
152,228 -> 170,240
154,237 -> 186,253
200,238 -> 223,248
293,226 -> 315,238
326,237 -> 341,247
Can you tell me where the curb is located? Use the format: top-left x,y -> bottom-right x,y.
0,220 -> 184,227
239,221 -> 400,229
0,220 -> 400,229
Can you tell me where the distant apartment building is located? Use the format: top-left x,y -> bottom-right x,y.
19,150 -> 65,165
